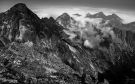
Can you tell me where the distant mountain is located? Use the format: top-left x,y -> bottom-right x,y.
119,21 -> 135,32
107,13 -> 122,21
86,12 -> 122,26
56,13 -> 78,29
129,22 -> 135,26
107,14 -> 122,26
125,21 -> 135,28
86,12 -> 106,19
57,12 -> 135,84
57,12 -> 123,30
56,12 -> 104,30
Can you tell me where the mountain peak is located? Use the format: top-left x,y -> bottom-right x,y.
60,13 -> 70,18
13,3 -> 27,8
9,3 -> 29,13
56,13 -> 77,28
95,12 -> 106,17
86,12 -> 106,19
107,13 -> 122,22
98,12 -> 104,14
56,13 -> 71,21
0,3 -> 42,43
111,13 -> 121,19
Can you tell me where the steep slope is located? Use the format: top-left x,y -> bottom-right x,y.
56,13 -> 78,29
57,12 -> 135,84
0,3 -> 44,45
0,3 -> 94,84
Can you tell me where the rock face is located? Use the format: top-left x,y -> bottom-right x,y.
56,13 -> 77,29
0,3 -> 135,84
56,12 -> 135,84
86,12 -> 106,19
0,3 -> 43,45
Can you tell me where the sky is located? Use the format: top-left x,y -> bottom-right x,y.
0,0 -> 135,23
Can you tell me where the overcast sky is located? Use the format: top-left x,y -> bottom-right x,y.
0,0 -> 135,23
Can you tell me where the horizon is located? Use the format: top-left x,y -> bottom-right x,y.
0,0 -> 135,23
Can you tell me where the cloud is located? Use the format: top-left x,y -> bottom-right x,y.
84,40 -> 94,48
33,6 -> 134,48
62,13 -> 115,49
34,6 -> 135,23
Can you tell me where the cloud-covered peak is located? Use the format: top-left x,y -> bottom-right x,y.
33,6 -> 135,23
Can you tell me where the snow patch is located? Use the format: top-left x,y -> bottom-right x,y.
84,40 -> 94,48
67,44 -> 77,53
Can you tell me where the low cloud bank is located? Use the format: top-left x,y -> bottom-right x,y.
65,15 -> 115,49
34,7 -> 135,23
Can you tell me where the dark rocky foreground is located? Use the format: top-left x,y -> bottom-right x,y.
0,3 -> 135,84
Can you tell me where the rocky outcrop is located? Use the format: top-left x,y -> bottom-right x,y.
0,3 -> 44,44
56,13 -> 77,29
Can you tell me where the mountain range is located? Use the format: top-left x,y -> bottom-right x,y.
0,3 -> 135,84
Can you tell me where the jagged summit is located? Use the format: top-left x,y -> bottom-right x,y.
56,13 -> 71,23
111,13 -> 119,17
85,12 -> 121,20
61,13 -> 70,16
106,13 -> 122,26
57,13 -> 71,20
108,13 -> 122,21
9,3 -> 29,13
95,12 -> 106,17
4,3 -> 40,22
97,12 -> 104,15
0,3 -> 42,43
85,12 -> 106,19
11,3 -> 27,9
56,13 -> 77,28
7,3 -> 39,18
93,12 -> 106,19
85,12 -> 122,26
